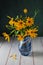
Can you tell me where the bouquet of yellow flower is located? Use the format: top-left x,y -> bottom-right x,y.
2,8 -> 39,42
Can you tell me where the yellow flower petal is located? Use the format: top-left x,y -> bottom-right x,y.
2,32 -> 10,42
30,33 -> 38,38
17,35 -> 24,41
9,18 -> 15,26
10,54 -> 17,60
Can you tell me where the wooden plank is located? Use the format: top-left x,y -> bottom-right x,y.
21,55 -> 33,65
32,37 -> 43,65
6,39 -> 20,65
32,37 -> 43,52
0,41 -> 12,65
0,37 -> 43,65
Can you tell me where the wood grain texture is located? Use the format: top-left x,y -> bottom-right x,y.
32,37 -> 43,65
6,39 -> 20,65
0,41 -> 12,65
0,37 -> 43,65
21,55 -> 33,65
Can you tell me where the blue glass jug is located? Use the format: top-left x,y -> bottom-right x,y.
18,36 -> 32,56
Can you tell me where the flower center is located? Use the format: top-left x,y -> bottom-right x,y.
28,21 -> 31,23
27,32 -> 29,34
20,22 -> 23,24
31,31 -> 33,33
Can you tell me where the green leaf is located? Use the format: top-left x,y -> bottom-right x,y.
15,30 -> 19,36
20,29 -> 25,36
6,25 -> 15,30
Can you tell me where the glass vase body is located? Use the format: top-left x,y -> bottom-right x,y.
18,36 -> 32,56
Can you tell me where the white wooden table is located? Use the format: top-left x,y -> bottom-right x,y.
0,37 -> 43,65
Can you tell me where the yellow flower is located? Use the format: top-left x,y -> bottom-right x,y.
9,18 -> 15,26
26,17 -> 34,27
2,32 -> 10,42
10,54 -> 16,60
23,8 -> 28,14
15,19 -> 25,30
24,30 -> 30,37
27,28 -> 38,38
17,35 -> 24,41
28,28 -> 38,33
29,33 -> 38,38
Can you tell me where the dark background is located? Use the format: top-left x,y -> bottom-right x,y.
0,0 -> 43,36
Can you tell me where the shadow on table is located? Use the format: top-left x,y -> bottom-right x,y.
32,51 -> 43,57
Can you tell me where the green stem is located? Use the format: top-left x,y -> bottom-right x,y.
33,9 -> 39,18
9,30 -> 15,35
